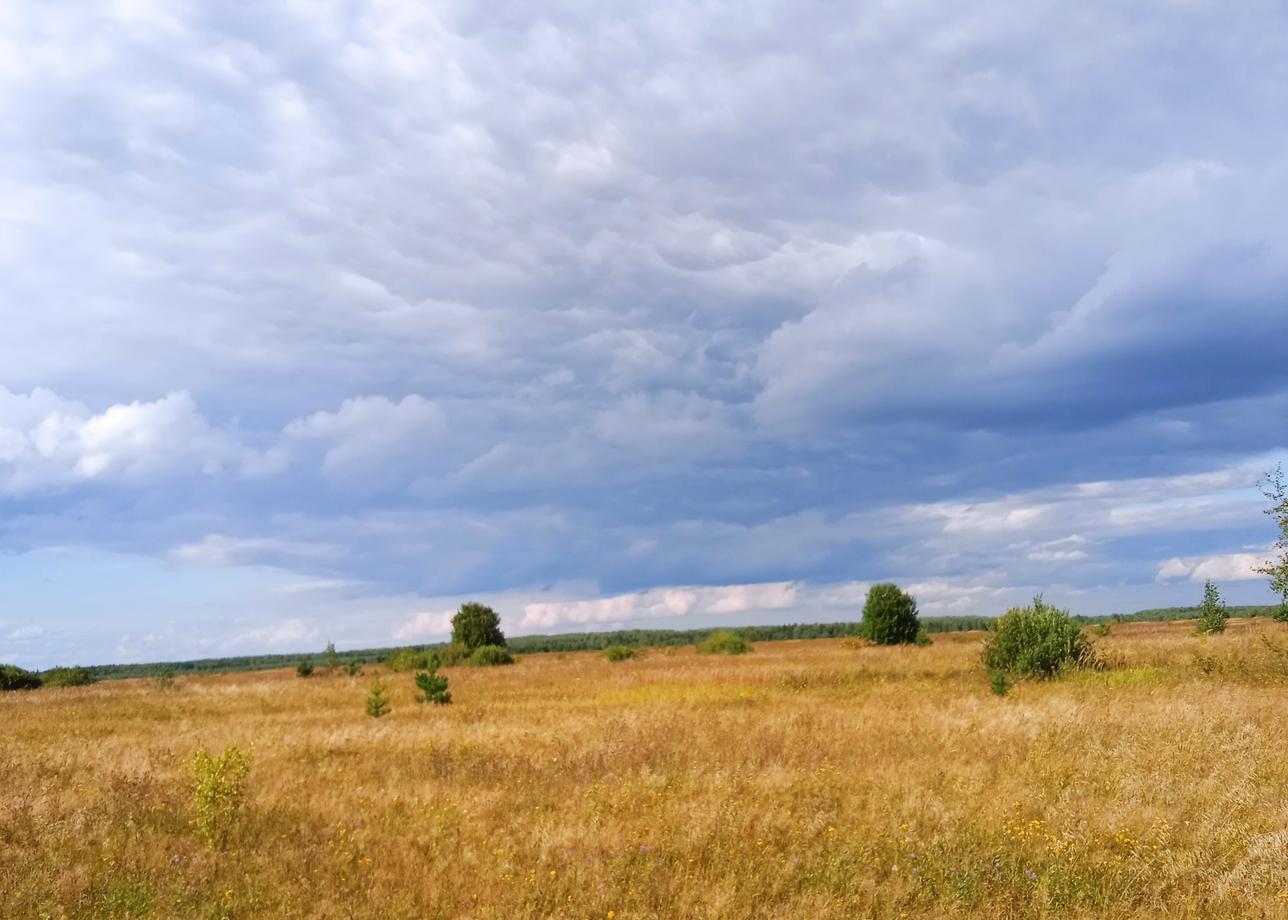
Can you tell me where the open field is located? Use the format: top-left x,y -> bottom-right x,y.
5,619 -> 1288,919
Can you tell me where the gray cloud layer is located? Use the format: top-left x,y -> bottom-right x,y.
2,1 -> 1287,663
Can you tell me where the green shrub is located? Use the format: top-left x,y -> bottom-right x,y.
191,745 -> 251,848
914,626 -> 932,647
982,596 -> 1096,680
414,661 -> 451,705
384,648 -> 429,672
988,669 -> 1012,697
0,664 -> 42,691
296,660 -> 314,678
41,666 -> 96,688
343,661 -> 363,677
1094,622 -> 1114,637
322,642 -> 339,673
1195,580 -> 1228,635
858,583 -> 921,645
366,682 -> 391,718
436,643 -> 471,667
452,602 -> 507,651
469,644 -> 515,667
696,630 -> 751,655
604,645 -> 640,662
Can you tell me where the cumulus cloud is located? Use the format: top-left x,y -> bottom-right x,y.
0,387 -> 255,495
1156,552 -> 1267,584
235,618 -> 317,647
170,534 -> 340,567
285,395 -> 448,483
7,625 -> 44,640
520,582 -> 797,630
392,610 -> 455,641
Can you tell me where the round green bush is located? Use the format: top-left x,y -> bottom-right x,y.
41,666 -> 96,688
696,630 -> 751,655
384,648 -> 430,672
468,644 -> 515,667
603,645 -> 640,662
859,583 -> 921,645
434,643 -> 471,667
0,664 -> 42,691
982,596 -> 1095,679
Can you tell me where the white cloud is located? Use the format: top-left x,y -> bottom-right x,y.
392,610 -> 455,640
285,395 -> 447,482
236,618 -> 316,647
0,387 -> 252,495
1027,535 -> 1091,563
1156,552 -> 1267,584
520,581 -> 797,630
170,534 -> 340,566
903,581 -> 1010,613
272,578 -> 355,594
705,581 -> 798,614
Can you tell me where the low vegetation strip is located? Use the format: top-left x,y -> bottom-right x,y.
52,605 -> 1284,682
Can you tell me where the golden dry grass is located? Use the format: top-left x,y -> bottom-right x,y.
4,619 -> 1288,919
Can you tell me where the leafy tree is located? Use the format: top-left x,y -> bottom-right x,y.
414,660 -> 451,705
323,642 -> 339,673
366,682 -> 391,718
296,660 -> 314,678
858,583 -> 921,645
982,596 -> 1095,679
0,664 -> 42,691
1256,465 -> 1288,622
1195,580 -> 1228,635
451,602 -> 506,651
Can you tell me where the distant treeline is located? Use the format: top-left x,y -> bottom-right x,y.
72,605 -> 1283,682
1086,604 -> 1274,624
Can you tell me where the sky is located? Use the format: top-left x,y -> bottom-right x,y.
2,1 -> 1286,668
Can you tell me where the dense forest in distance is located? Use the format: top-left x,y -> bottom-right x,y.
71,604 -> 1283,681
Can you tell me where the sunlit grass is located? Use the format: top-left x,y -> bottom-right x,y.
4,620 -> 1288,917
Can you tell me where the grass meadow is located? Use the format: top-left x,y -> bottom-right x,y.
4,618 -> 1288,919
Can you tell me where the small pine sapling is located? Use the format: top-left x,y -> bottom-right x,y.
414,659 -> 451,705
1195,580 -> 1228,635
366,682 -> 390,718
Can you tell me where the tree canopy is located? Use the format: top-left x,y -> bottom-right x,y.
451,602 -> 507,651
859,583 -> 921,645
